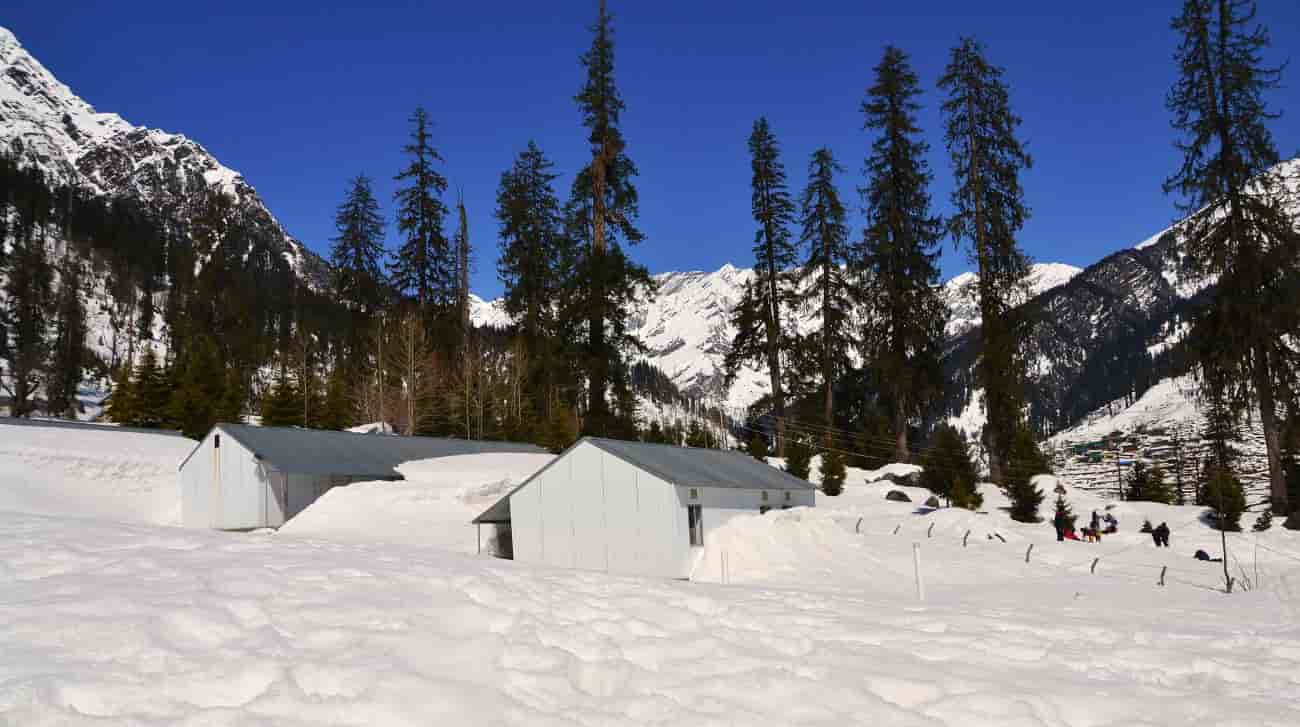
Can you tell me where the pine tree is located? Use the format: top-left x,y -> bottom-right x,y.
318,366 -> 352,431
455,195 -> 471,339
496,142 -> 567,406
331,174 -> 388,371
1201,465 -> 1247,531
218,368 -> 244,425
821,437 -> 847,496
567,1 -> 650,434
2,229 -> 53,417
104,362 -> 137,425
132,349 -> 171,428
919,424 -> 982,509
685,419 -> 714,448
726,117 -> 798,454
939,38 -> 1034,483
47,256 -> 87,418
783,434 -> 813,481
391,108 -> 452,318
746,432 -> 770,462
1126,461 -> 1175,504
1053,493 -> 1078,530
167,335 -> 226,439
542,401 -> 580,454
260,368 -> 305,428
860,46 -> 948,463
332,175 -> 388,310
854,410 -> 895,471
1164,0 -> 1300,515
1004,425 -> 1047,522
796,147 -> 857,430
1201,378 -> 1241,471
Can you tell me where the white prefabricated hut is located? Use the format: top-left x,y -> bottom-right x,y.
179,424 -> 545,530
472,437 -> 816,579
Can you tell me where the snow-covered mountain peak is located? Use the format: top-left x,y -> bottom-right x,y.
470,260 -> 1082,411
0,25 -> 324,283
0,26 -> 20,55
942,262 -> 1083,338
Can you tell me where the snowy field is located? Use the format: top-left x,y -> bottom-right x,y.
3,424 -> 1300,725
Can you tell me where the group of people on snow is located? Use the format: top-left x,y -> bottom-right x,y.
1052,509 -> 1121,543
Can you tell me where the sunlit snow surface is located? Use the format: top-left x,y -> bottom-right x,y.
4,423 -> 1300,724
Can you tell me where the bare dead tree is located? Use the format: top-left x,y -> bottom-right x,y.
391,312 -> 437,435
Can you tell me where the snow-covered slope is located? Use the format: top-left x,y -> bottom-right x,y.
0,25 -> 325,284
1046,373 -> 1272,499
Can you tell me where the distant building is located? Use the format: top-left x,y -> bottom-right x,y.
178,424 -> 545,530
473,437 -> 816,579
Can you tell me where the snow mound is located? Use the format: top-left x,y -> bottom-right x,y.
278,452 -> 553,551
863,462 -> 923,484
0,420 -> 195,524
346,421 -> 395,435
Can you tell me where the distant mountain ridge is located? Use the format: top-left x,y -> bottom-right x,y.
472,262 -> 1084,411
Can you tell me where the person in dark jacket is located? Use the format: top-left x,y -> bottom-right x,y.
1090,511 -> 1102,542
1151,522 -> 1170,547
1053,509 -> 1068,541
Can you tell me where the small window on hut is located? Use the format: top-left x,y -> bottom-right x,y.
689,488 -> 699,500
761,491 -> 768,502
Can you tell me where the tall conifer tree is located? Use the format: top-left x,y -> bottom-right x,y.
47,256 -> 87,418
2,228 -> 53,417
860,46 -> 948,463
567,0 -> 651,435
797,148 -> 856,429
391,108 -> 452,317
938,38 -> 1033,482
331,174 -> 388,372
331,175 -> 388,312
455,195 -> 471,337
726,117 -> 798,454
1164,0 -> 1300,515
497,142 -> 566,408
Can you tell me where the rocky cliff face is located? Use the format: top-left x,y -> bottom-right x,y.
0,26 -> 328,287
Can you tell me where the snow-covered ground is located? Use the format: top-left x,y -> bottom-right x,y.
3,423 -> 1300,724
279,452 -> 555,553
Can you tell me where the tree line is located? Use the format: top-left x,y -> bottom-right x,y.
724,1 -> 1299,527
723,38 -> 1048,517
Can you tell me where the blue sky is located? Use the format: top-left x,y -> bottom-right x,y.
6,1 -> 1299,297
